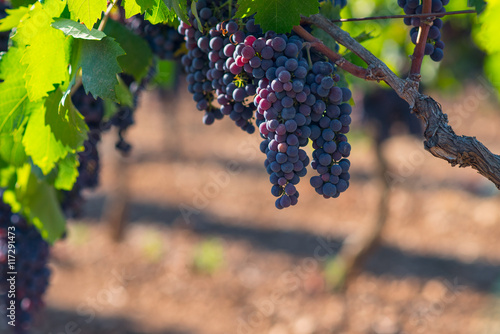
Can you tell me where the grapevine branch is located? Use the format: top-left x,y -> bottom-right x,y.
300,13 -> 500,190
331,10 -> 475,23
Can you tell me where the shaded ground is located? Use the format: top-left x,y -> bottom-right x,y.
35,82 -> 500,334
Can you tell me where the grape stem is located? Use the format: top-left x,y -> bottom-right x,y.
409,0 -> 433,80
301,13 -> 500,190
293,26 -> 370,79
331,9 -> 476,23
98,0 -> 119,31
302,42 -> 313,70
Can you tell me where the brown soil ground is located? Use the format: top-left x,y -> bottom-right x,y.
32,81 -> 500,334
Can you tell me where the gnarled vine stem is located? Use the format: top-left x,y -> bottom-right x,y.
300,13 -> 500,190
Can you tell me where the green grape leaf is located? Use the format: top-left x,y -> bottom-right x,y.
7,1 -> 69,101
122,0 -> 156,17
103,19 -> 153,81
4,164 -> 66,243
235,0 -> 257,18
63,38 -> 83,100
80,37 -> 125,100
103,99 -> 118,120
54,153 -> 79,190
10,4 -> 43,45
0,78 -> 29,134
45,89 -> 88,149
21,24 -> 70,101
0,46 -> 26,80
146,0 -> 177,24
236,0 -> 319,33
115,76 -> 134,107
190,1 -> 203,32
103,99 -> 118,121
319,0 -> 341,19
51,18 -> 106,40
0,125 -> 27,167
10,0 -> 37,9
44,0 -> 68,17
468,0 -> 487,14
163,0 -> 188,23
0,163 -> 16,189
0,47 -> 30,134
0,7 -> 30,31
352,30 -> 376,44
22,101 -> 69,175
12,1 -> 66,46
152,59 -> 177,88
67,0 -> 108,30
312,2 -> 341,53
122,0 -> 143,17
475,1 -> 500,54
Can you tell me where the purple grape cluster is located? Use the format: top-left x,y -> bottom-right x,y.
63,66 -> 156,214
308,61 -> 352,198
111,66 -> 157,153
210,19 -> 262,133
398,0 -> 447,61
252,34 -> 315,208
175,1 -> 355,207
0,200 -> 51,333
178,1 -> 265,131
61,87 -> 106,216
178,6 -> 224,125
127,15 -> 184,60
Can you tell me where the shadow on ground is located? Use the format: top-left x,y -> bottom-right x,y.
13,307 -> 195,334
75,196 -> 500,293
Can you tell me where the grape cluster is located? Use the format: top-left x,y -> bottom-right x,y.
308,61 -> 352,198
182,2 -> 258,126
110,77 -> 135,153
250,33 -> 313,208
209,19 -> 262,133
71,87 -> 106,189
178,1 -> 266,132
0,199 -> 51,333
111,65 -> 157,153
178,9 -> 224,126
398,0 -> 447,61
127,15 -> 184,60
61,87 -> 106,216
63,63 -> 157,214
174,0 -> 355,207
